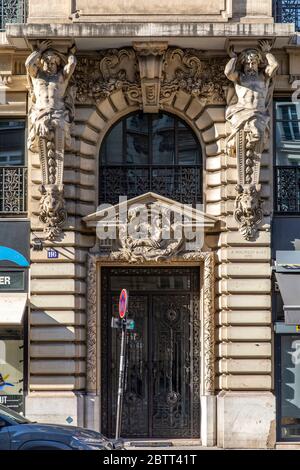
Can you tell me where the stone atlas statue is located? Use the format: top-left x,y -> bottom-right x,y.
225,40 -> 278,239
26,40 -> 77,239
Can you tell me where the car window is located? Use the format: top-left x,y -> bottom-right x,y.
0,404 -> 30,424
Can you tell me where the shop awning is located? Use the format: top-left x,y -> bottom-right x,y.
275,251 -> 300,325
0,293 -> 27,326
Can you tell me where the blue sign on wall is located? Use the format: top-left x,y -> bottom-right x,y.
47,249 -> 59,259
0,220 -> 30,268
0,247 -> 29,267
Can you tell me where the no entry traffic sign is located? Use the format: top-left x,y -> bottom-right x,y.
119,289 -> 128,319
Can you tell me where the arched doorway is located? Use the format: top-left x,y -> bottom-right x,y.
98,111 -> 203,438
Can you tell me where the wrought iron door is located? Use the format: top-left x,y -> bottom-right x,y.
101,267 -> 200,438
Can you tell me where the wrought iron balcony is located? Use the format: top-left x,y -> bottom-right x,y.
275,166 -> 300,212
273,0 -> 300,31
0,166 -> 27,214
99,165 -> 202,206
0,0 -> 27,31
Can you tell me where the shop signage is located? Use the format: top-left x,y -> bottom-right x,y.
275,323 -> 300,334
0,394 -> 23,412
0,220 -> 30,268
0,271 -> 24,291
276,251 -> 300,272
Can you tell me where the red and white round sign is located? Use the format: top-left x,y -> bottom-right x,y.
119,289 -> 128,319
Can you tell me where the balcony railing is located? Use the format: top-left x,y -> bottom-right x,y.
99,165 -> 203,206
0,166 -> 27,214
0,0 -> 27,31
275,166 -> 300,212
273,0 -> 300,31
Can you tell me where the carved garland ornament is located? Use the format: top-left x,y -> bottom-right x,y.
183,251 -> 215,395
75,46 -> 229,109
86,251 -> 215,396
86,254 -> 97,392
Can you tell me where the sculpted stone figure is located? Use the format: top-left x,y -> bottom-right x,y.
110,204 -> 183,263
234,184 -> 263,240
225,40 -> 278,153
26,40 -> 77,239
224,41 -> 278,239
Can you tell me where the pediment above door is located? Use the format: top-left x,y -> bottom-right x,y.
83,192 -> 219,262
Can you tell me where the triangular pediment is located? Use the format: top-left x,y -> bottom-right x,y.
83,192 -> 219,230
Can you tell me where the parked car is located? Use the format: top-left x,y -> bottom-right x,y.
0,404 -> 124,450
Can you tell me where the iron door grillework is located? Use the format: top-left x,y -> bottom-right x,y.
101,267 -> 200,438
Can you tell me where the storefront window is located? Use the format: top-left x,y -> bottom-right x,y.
0,120 -> 27,214
0,120 -> 25,166
0,332 -> 23,412
280,335 -> 300,439
275,101 -> 300,212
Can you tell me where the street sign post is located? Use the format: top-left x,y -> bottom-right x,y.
112,288 -> 135,440
115,317 -> 126,440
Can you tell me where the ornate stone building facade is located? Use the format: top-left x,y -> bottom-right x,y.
0,0 -> 300,448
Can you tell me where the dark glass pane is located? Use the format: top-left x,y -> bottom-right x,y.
276,102 -> 300,121
276,103 -> 300,166
281,335 -> 300,439
152,114 -> 175,164
178,128 -> 199,165
0,121 -> 25,166
126,134 -> 149,164
178,120 -> 187,128
127,113 -> 148,133
126,114 -> 149,164
100,121 -> 123,164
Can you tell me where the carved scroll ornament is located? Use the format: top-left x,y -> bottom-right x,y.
75,46 -> 229,109
133,41 -> 168,112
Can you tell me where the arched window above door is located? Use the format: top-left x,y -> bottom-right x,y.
99,112 -> 202,205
